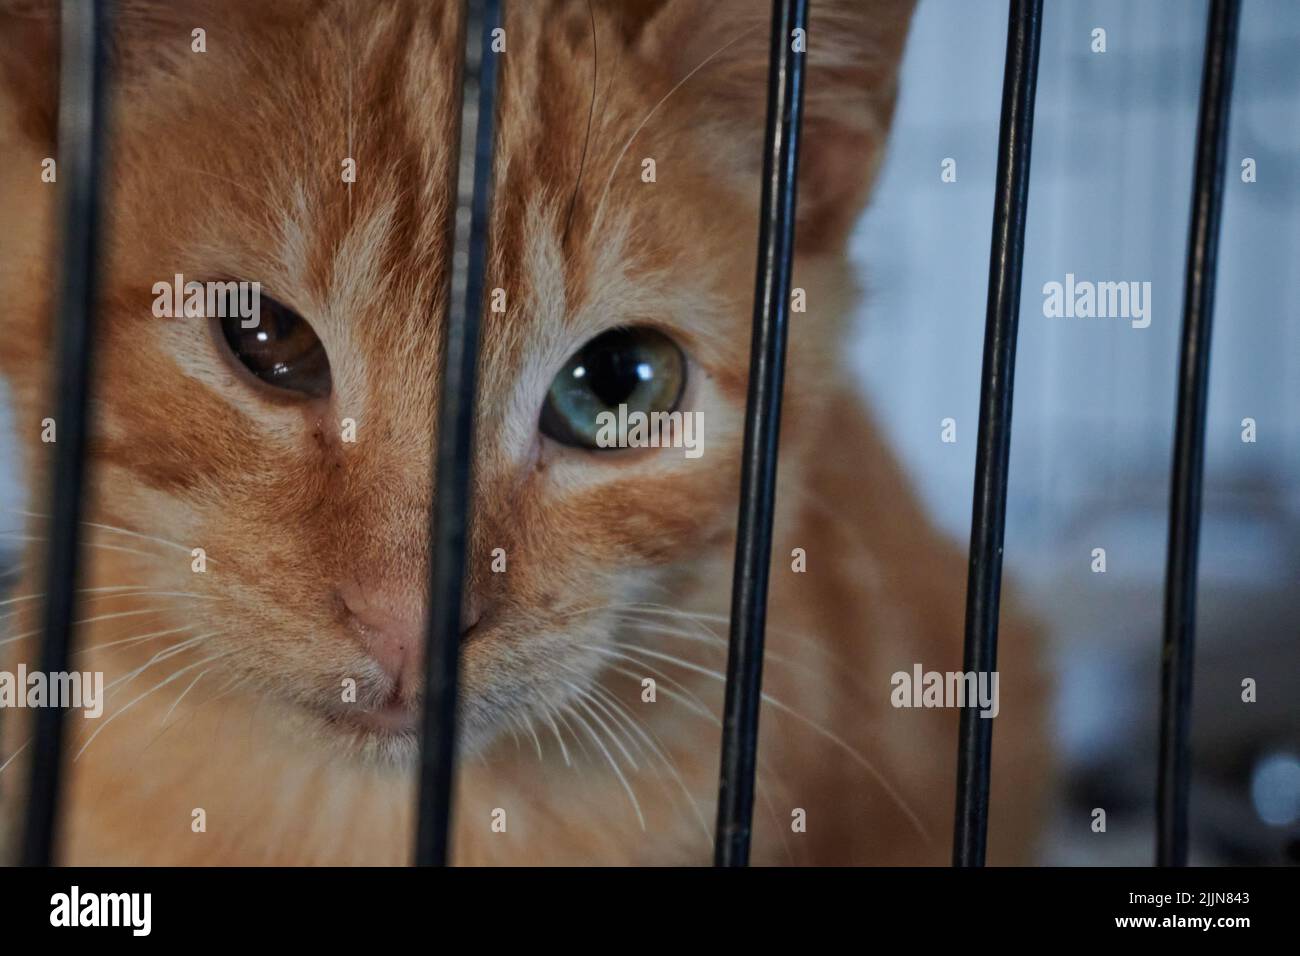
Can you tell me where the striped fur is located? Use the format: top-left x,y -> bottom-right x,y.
0,0 -> 1047,864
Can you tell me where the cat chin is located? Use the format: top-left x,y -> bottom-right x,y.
321,724 -> 504,770
299,699 -> 504,769
336,725 -> 424,767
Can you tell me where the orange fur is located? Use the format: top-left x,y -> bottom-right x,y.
0,0 -> 1047,865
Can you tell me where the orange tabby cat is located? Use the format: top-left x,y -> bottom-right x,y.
0,0 -> 1047,865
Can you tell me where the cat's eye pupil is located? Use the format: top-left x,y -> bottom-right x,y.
540,327 -> 686,450
215,294 -> 332,400
571,331 -> 648,406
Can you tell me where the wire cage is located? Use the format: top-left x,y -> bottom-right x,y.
15,0 -> 1244,867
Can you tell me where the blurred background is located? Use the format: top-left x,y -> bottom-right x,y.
850,0 -> 1299,864
1,0 -> 1296,864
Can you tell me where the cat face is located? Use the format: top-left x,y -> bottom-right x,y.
0,0 -> 912,762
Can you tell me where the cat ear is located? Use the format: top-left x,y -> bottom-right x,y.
636,0 -> 915,250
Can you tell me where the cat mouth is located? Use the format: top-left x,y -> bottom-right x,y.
328,693 -> 418,736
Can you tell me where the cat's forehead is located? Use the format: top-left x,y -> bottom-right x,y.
101,0 -> 752,439
175,2 -> 683,338
230,7 -> 719,366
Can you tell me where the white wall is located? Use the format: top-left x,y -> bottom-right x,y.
851,0 -> 1300,583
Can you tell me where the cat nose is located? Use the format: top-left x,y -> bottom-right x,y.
340,584 -> 424,690
339,582 -> 484,690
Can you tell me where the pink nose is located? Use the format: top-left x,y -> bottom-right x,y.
340,583 -> 426,691
339,583 -> 484,692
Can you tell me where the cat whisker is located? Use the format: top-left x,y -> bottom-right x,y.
608,613 -> 824,685
561,680 -> 639,772
637,675 -> 795,863
0,738 -> 30,777
74,650 -> 232,762
558,693 -> 645,830
591,21 -> 763,233
581,689 -> 685,821
561,0 -> 599,242
552,706 -> 591,764
0,588 -> 220,628
78,624 -> 196,657
578,681 -> 652,766
565,600 -> 723,631
538,704 -> 572,768
185,669 -> 247,714
103,631 -> 223,695
0,532 -> 179,565
574,671 -> 713,845
0,582 -> 147,613
161,665 -> 215,727
514,706 -> 545,763
503,716 -> 522,753
0,606 -> 194,648
594,656 -> 794,859
571,602 -> 906,827
594,651 -> 717,720
136,664 -> 221,757
605,604 -> 889,710
559,599 -> 722,629
584,641 -> 933,845
0,583 -> 193,610
605,612 -> 727,651
504,706 -> 542,763
10,509 -> 209,562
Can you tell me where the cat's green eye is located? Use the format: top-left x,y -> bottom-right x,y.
540,327 -> 686,450
217,296 -> 332,399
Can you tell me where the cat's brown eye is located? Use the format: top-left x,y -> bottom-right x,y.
216,296 -> 331,399
540,327 -> 686,450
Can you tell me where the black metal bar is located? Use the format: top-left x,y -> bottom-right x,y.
413,0 -> 501,867
713,0 -> 809,868
1157,0 -> 1240,869
20,0 -> 111,868
951,0 -> 1041,869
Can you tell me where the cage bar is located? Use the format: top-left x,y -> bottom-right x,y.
414,0 -> 502,867
20,0 -> 111,868
1157,0 -> 1241,869
713,0 -> 809,868
951,0 -> 1042,869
